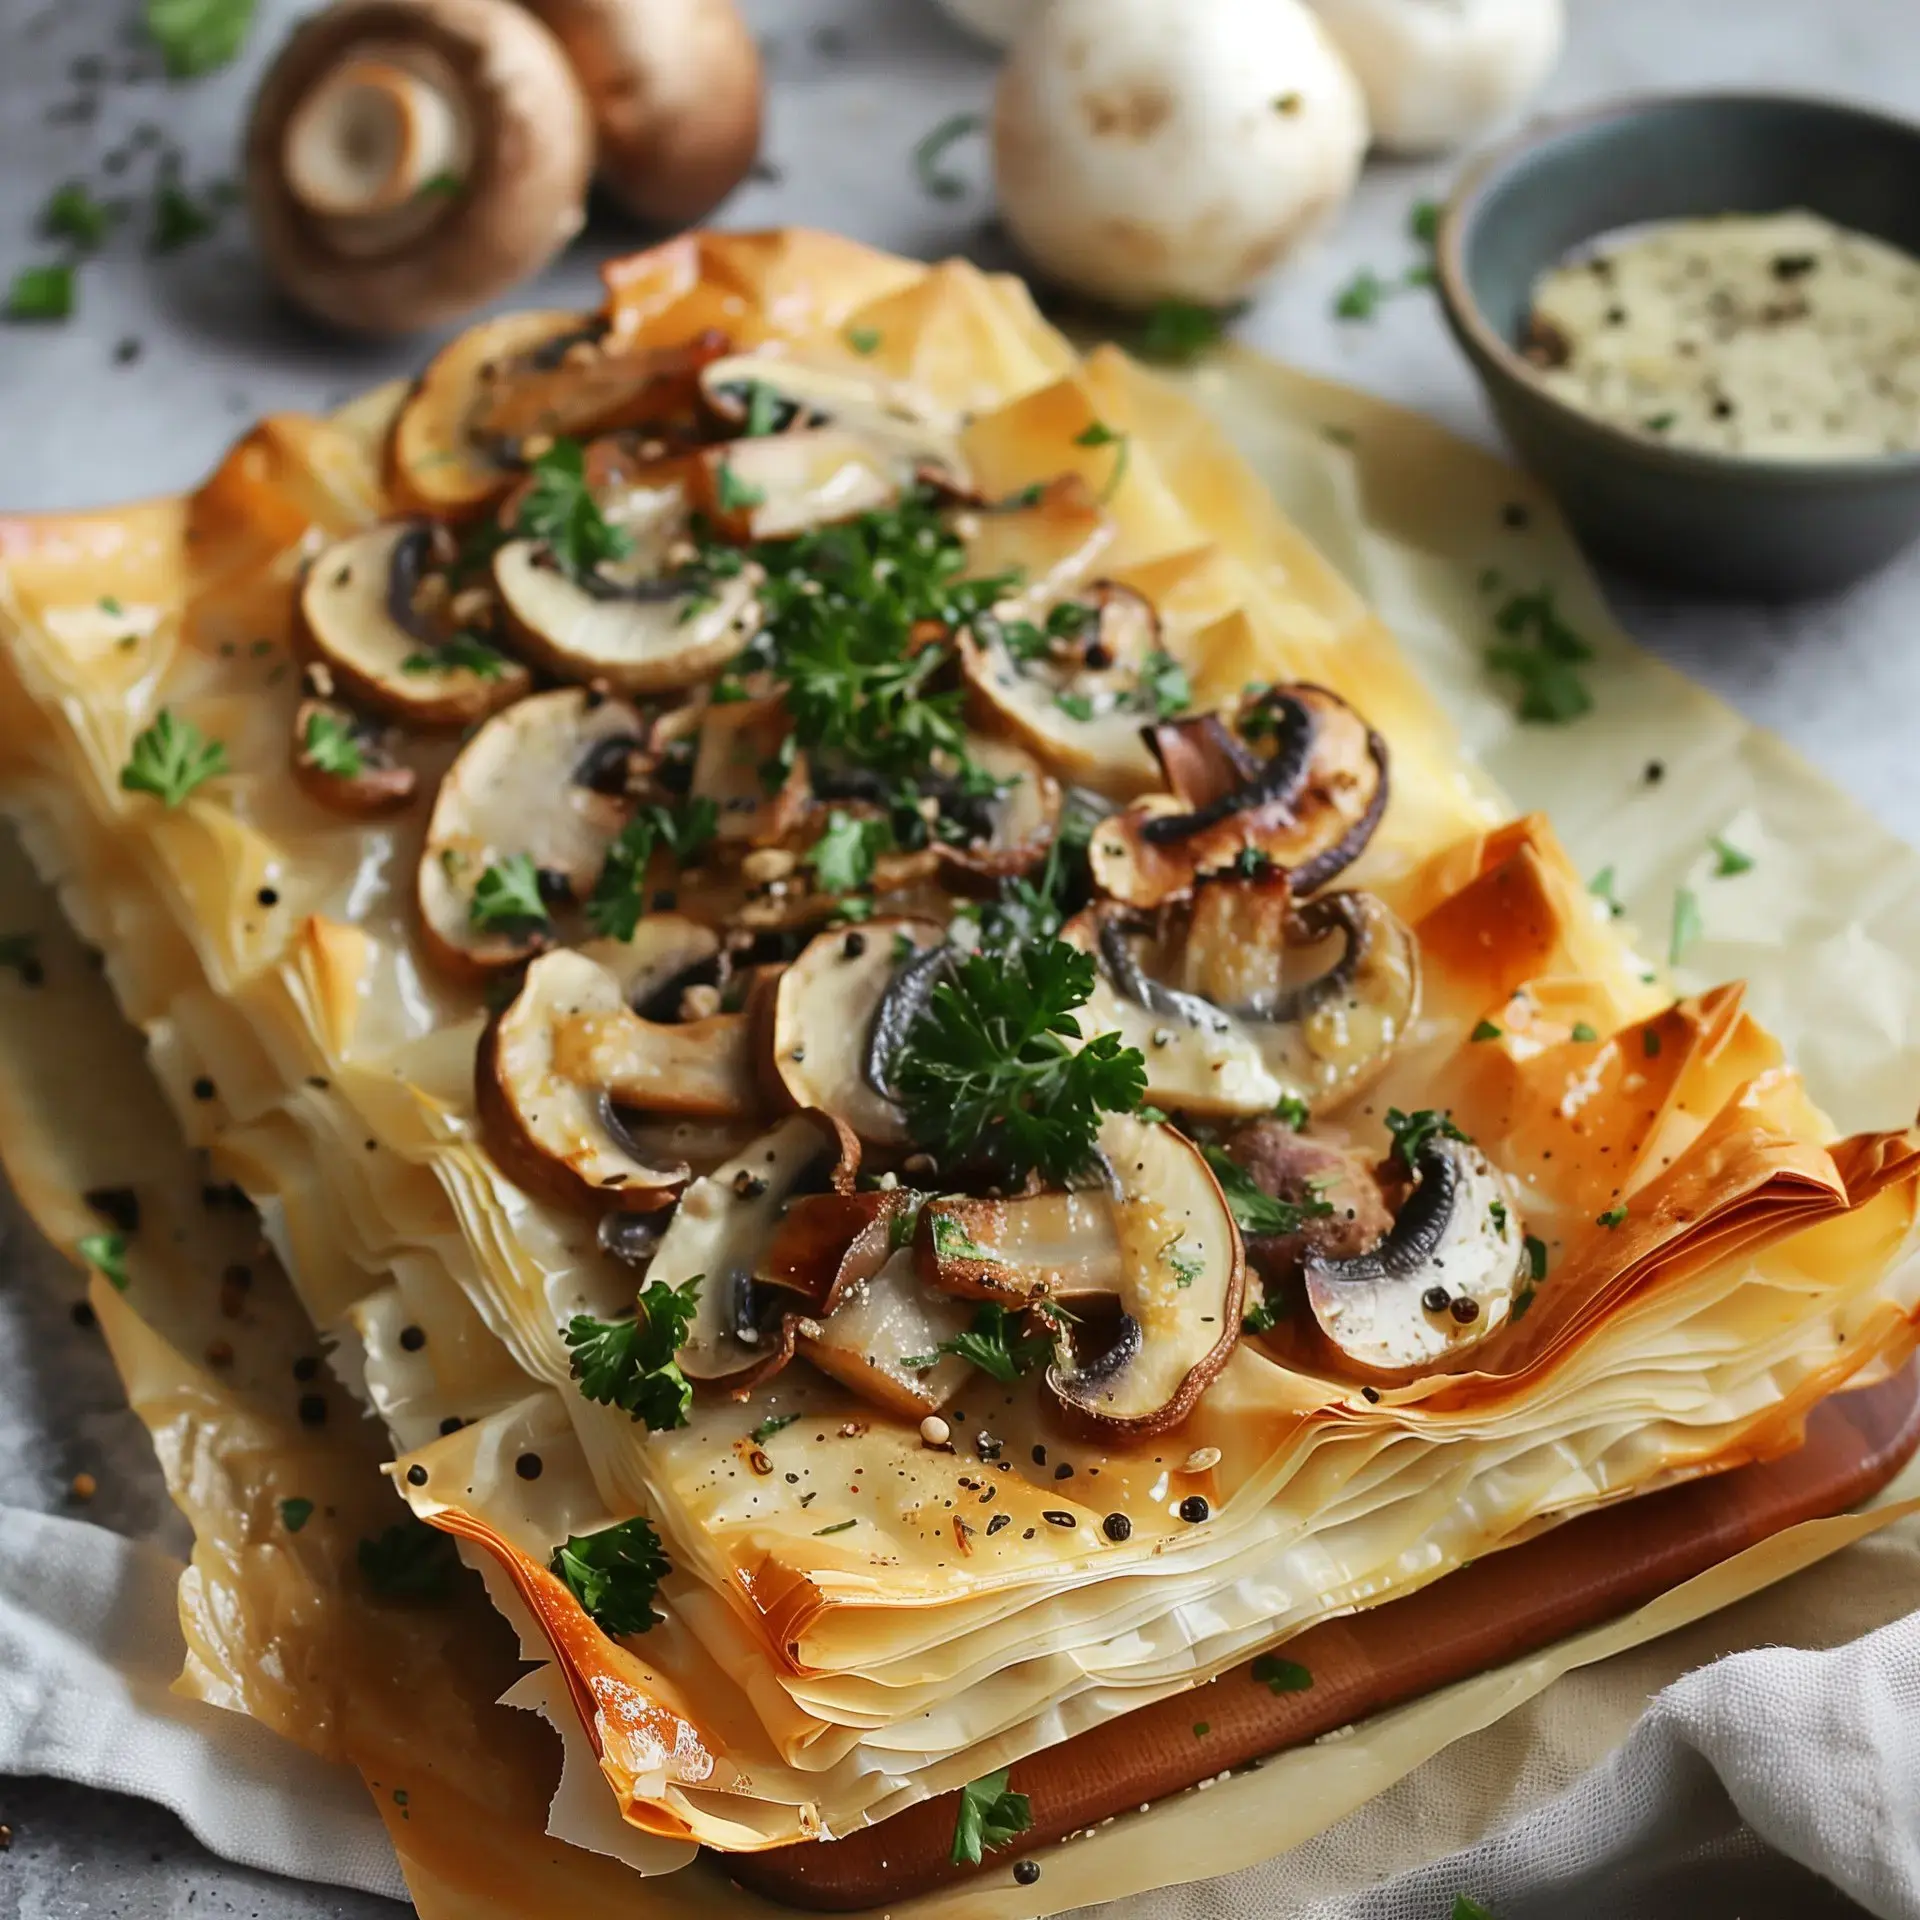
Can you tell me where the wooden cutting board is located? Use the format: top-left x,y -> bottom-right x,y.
731,1365 -> 1920,1911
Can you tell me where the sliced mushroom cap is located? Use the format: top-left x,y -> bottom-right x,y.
551,1005 -> 758,1119
290,696 -> 417,816
298,522 -> 531,725
959,582 -> 1168,799
1044,1114 -> 1245,1437
798,1246 -> 976,1418
1066,879 -> 1418,1118
477,947 -> 689,1211
641,1110 -> 858,1390
690,695 -> 810,848
914,1188 -> 1121,1305
933,734 -> 1063,890
1089,684 -> 1389,908
690,427 -> 911,543
769,918 -> 948,1146
1304,1136 -> 1528,1376
760,1188 -> 912,1311
698,354 -> 971,490
418,686 -> 644,976
576,912 -> 722,1008
391,311 -> 724,512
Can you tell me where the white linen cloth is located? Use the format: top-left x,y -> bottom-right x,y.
5,1495 -> 1920,1916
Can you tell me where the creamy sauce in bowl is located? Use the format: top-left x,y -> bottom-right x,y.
1521,210 -> 1920,461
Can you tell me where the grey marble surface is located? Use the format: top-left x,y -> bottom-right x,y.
0,0 -> 1915,1914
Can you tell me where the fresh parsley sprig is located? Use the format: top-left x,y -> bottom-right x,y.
551,1515 -> 671,1635
1384,1107 -> 1469,1172
1202,1149 -> 1335,1238
949,1768 -> 1033,1865
469,854 -> 550,933
565,1278 -> 703,1431
805,809 -> 892,895
121,710 -> 228,807
586,798 -> 719,940
515,439 -> 632,579
303,710 -> 364,778
890,938 -> 1145,1186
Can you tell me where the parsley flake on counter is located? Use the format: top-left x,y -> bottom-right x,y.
1669,886 -> 1703,963
468,854 -> 550,933
1203,1148 -> 1334,1238
77,1232 -> 129,1289
891,937 -> 1145,1187
7,264 -> 76,323
515,438 -> 632,577
401,633 -> 510,678
949,1768 -> 1033,1865
565,1277 -> 703,1431
1384,1106 -> 1468,1172
146,0 -> 257,75
151,181 -> 218,253
279,1496 -> 315,1533
1485,586 -> 1592,723
1409,199 -> 1441,246
1334,268 -> 1392,320
913,111 -> 984,200
551,1515 -> 670,1635
1074,418 -> 1131,504
1136,299 -> 1235,364
1711,836 -> 1754,877
805,809 -> 891,895
302,711 -> 364,779
121,710 -> 228,806
41,183 -> 115,250
358,1517 -> 461,1600
1251,1653 -> 1313,1694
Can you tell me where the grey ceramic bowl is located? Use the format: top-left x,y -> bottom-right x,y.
1435,92 -> 1920,597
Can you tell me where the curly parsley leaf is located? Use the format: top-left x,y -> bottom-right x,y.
1202,1148 -> 1335,1238
949,1767 -> 1033,1865
1384,1106 -> 1469,1173
587,799 -> 719,941
77,1231 -> 129,1289
891,938 -> 1145,1186
805,809 -> 892,895
515,438 -> 632,578
565,1278 -> 702,1431
469,854 -> 550,933
358,1517 -> 460,1599
121,710 -> 228,806
302,710 -> 364,778
551,1515 -> 670,1635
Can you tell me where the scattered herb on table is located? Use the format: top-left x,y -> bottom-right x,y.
146,0 -> 257,75
1485,585 -> 1592,723
913,111 -> 984,200
40,183 -> 115,250
7,264 -> 76,323
151,180 -> 218,253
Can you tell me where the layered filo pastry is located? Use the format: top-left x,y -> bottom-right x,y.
1,231 -> 1916,1893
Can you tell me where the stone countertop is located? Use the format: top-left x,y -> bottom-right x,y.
0,0 -> 1914,1913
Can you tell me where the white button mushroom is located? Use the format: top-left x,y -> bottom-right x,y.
991,0 -> 1369,310
1304,0 -> 1564,156
245,0 -> 594,334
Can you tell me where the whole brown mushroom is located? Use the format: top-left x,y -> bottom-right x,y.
245,0 -> 594,334
519,0 -> 763,225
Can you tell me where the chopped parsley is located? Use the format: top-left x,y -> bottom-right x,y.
949,1768 -> 1033,1865
1334,268 -> 1392,321
401,633 -> 510,678
1470,1019 -> 1503,1042
1135,299 -> 1234,364
913,111 -> 984,200
1485,586 -> 1592,723
586,799 -> 719,941
1251,1653 -> 1313,1694
1453,1900 -> 1498,1920
146,0 -> 256,75
1164,1235 -> 1203,1288
1384,1107 -> 1468,1172
890,938 -> 1145,1186
846,325 -> 882,355
279,1496 -> 314,1533
1203,1148 -> 1334,1238
1570,1021 -> 1598,1043
929,1214 -> 993,1263
1588,866 -> 1624,917
151,180 -> 218,254
1074,418 -> 1130,504
302,710 -> 363,778
41,183 -> 115,250
1055,691 -> 1096,722
1242,1286 -> 1288,1335
516,438 -> 632,578
814,1518 -> 859,1536
6,265 -> 75,323
1272,1093 -> 1310,1131
804,809 -> 891,895
468,854 -> 550,933
358,1517 -> 461,1599
550,1515 -> 670,1635
564,1278 -> 703,1431
1711,836 -> 1754,877
715,460 -> 767,512
1409,199 -> 1441,246
1135,648 -> 1191,718
77,1232 -> 128,1289
1597,1204 -> 1627,1228
417,172 -> 464,199
907,1301 -> 1060,1385
751,1413 -> 799,1444
1669,886 -> 1703,963
1643,1026 -> 1663,1058
1523,1234 -> 1548,1281
121,710 -> 228,807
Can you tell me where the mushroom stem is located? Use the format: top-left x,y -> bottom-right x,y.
282,53 -> 471,217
